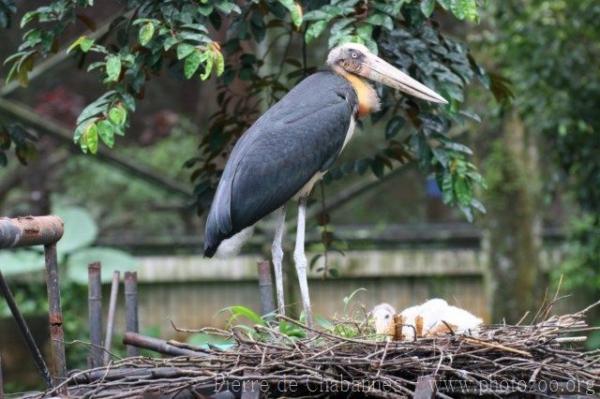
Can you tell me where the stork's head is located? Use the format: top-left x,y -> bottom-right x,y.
327,43 -> 447,104
371,303 -> 397,336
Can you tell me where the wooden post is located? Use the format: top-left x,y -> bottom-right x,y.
44,243 -> 67,386
241,374 -> 260,399
257,261 -> 275,316
88,262 -> 103,368
0,355 -> 4,399
125,271 -> 140,357
414,375 -> 436,399
104,271 -> 120,365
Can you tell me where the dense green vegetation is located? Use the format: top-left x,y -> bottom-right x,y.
0,2 -> 598,388
1,0 -> 488,219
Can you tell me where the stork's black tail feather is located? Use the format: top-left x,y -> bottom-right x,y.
203,241 -> 218,258
203,217 -> 224,258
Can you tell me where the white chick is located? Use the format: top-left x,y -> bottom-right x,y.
398,298 -> 482,340
371,303 -> 396,336
441,304 -> 483,335
399,298 -> 449,341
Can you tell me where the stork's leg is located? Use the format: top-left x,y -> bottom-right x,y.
271,205 -> 287,315
293,197 -> 313,328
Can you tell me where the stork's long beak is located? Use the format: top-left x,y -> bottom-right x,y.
360,54 -> 448,104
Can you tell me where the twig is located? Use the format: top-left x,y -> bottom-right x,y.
103,271 -> 120,365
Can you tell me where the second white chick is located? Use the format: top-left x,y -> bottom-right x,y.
399,298 -> 482,341
372,303 -> 396,337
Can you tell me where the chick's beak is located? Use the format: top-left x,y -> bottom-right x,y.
360,53 -> 448,104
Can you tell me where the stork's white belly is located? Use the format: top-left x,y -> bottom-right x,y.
294,116 -> 357,199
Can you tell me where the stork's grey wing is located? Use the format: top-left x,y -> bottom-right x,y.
204,72 -> 357,256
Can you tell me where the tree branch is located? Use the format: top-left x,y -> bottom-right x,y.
0,98 -> 192,198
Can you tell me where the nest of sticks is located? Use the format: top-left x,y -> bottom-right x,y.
30,301 -> 600,399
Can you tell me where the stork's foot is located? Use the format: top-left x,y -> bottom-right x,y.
294,250 -> 314,328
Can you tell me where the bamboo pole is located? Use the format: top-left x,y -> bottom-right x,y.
88,262 -> 103,368
257,261 -> 275,316
103,271 -> 120,365
44,243 -> 67,388
124,272 -> 140,357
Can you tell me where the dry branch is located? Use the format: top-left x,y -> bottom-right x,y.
25,303 -> 600,399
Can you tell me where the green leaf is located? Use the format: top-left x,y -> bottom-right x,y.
138,22 -> 155,46
84,121 -> 99,154
436,0 -> 451,9
279,0 -> 303,28
20,11 -> 37,28
105,55 -> 121,82
0,250 -> 45,276
67,247 -> 139,284
215,2 -> 241,14
278,320 -> 306,338
67,36 -> 94,53
187,332 -> 234,350
214,50 -> 225,76
366,14 -> 393,31
184,49 -> 202,79
385,116 -> 405,139
454,176 -> 471,206
421,0 -> 436,16
201,54 -> 213,80
441,172 -> 453,204
470,198 -> 486,214
108,105 -> 127,126
177,43 -> 196,60
306,20 -> 328,43
97,120 -> 115,148
197,5 -> 213,16
449,0 -> 478,22
220,306 -> 265,327
55,206 -> 98,253
163,36 -> 178,51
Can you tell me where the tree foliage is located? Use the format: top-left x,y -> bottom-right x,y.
478,0 -> 600,326
2,0 -> 488,220
485,0 -> 600,213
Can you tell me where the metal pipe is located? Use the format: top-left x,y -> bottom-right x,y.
0,269 -> 52,387
257,261 -> 275,316
124,271 -> 140,357
103,271 -> 120,365
0,216 -> 63,249
88,262 -> 103,368
43,243 -> 67,386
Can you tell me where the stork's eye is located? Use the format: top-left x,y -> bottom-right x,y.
384,314 -> 390,319
351,51 -> 358,59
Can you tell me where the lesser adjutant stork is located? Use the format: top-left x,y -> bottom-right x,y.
204,43 -> 447,326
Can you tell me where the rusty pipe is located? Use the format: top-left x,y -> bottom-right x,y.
0,216 -> 63,249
